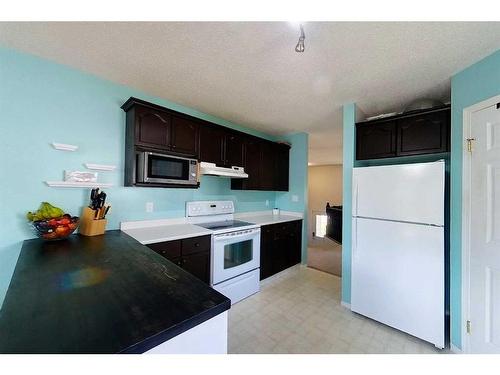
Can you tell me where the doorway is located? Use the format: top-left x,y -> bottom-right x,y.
463,96 -> 500,353
307,164 -> 343,276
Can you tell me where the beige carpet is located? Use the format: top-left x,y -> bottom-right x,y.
307,237 -> 342,276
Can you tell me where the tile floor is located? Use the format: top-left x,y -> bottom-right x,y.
228,265 -> 449,354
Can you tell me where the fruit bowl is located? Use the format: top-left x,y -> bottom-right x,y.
32,215 -> 80,241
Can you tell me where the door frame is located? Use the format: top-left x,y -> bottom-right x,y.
461,94 -> 500,354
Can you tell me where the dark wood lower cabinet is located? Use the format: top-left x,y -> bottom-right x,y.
260,220 -> 302,281
147,235 -> 211,284
181,252 -> 211,284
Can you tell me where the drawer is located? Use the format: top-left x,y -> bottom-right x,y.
147,240 -> 181,260
181,235 -> 211,255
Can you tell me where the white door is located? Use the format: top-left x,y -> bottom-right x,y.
352,217 -> 444,348
468,103 -> 500,353
353,161 -> 444,225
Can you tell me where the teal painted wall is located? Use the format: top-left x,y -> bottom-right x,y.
275,132 -> 309,262
0,47 -> 305,307
341,104 -> 356,303
450,49 -> 500,349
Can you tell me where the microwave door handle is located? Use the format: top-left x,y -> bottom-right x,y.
143,153 -> 149,182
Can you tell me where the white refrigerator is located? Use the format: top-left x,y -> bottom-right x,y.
351,160 -> 445,348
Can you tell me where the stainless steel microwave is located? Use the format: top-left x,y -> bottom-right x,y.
137,152 -> 198,186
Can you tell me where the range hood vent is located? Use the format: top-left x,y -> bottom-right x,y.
199,162 -> 248,178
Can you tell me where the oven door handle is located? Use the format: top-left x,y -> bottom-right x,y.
213,228 -> 260,242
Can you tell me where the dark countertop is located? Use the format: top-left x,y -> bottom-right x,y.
0,230 -> 230,354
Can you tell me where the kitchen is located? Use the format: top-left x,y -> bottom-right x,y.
0,46 -> 309,352
1,16 -> 500,365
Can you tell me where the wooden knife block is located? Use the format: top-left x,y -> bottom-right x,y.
79,207 -> 107,236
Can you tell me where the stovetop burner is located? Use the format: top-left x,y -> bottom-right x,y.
196,220 -> 253,231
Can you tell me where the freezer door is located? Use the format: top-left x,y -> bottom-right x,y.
352,161 -> 444,226
351,217 -> 444,348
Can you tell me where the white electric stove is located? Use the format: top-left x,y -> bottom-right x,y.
186,201 -> 261,304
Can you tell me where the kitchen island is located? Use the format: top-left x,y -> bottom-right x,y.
0,230 -> 230,354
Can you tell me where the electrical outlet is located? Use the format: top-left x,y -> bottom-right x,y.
146,202 -> 154,213
292,195 -> 299,202
265,200 -> 269,207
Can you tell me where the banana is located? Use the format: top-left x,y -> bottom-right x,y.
27,202 -> 67,221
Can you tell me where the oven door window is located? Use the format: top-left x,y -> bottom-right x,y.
148,154 -> 189,181
224,239 -> 253,269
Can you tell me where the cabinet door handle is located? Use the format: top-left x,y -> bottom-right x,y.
195,243 -> 200,247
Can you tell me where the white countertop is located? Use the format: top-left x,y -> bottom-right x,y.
235,213 -> 303,226
121,210 -> 303,244
122,223 -> 212,245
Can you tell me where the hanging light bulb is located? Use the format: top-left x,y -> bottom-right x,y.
295,24 -> 305,53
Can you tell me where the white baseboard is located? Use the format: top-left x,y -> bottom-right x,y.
450,344 -> 462,354
341,301 -> 351,309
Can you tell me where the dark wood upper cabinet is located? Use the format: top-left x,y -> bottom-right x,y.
397,110 -> 448,156
199,127 -> 245,168
231,138 -> 290,191
135,105 -> 171,150
355,105 -> 450,161
274,143 -> 290,191
260,141 -> 275,190
199,125 -> 225,165
356,120 -> 397,160
224,133 -> 245,167
170,115 -> 199,156
122,97 -> 290,191
239,137 -> 262,190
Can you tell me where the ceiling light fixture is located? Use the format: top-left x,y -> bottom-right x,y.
295,24 -> 305,53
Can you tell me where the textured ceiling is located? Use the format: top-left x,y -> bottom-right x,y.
1,22 -> 500,165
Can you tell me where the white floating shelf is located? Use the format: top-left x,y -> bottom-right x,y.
52,142 -> 78,152
84,163 -> 117,171
45,181 -> 113,188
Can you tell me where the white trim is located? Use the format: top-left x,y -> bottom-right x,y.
341,301 -> 351,309
461,94 -> 500,355
45,181 -> 112,188
51,142 -> 78,151
84,163 -> 117,171
450,344 -> 463,354
120,217 -> 189,230
121,210 -> 304,231
235,210 -> 303,219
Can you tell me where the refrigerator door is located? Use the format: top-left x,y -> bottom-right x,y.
351,217 -> 444,348
353,161 -> 444,226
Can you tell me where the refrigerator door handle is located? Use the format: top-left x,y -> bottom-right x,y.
353,178 -> 359,217
352,172 -> 357,217
352,217 -> 357,257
